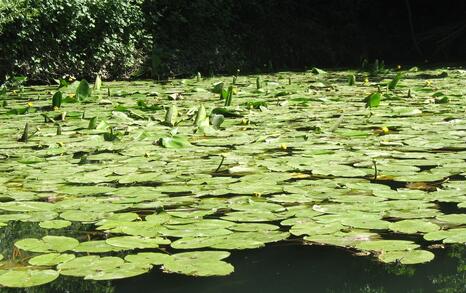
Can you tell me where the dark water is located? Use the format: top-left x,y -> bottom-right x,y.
0,217 -> 465,293
9,245 -> 460,293
113,244 -> 465,293
5,243 -> 463,293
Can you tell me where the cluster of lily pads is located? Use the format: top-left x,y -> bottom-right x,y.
0,66 -> 465,288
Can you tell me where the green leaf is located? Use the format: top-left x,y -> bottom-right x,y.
0,270 -> 59,288
158,135 -> 191,149
76,80 -> 92,100
39,220 -> 71,229
355,240 -> 419,252
94,74 -> 102,91
311,67 -> 327,74
388,73 -> 403,90
389,219 -> 440,234
15,236 -> 79,253
378,250 -> 435,264
28,253 -> 75,266
163,251 -> 234,277
106,236 -> 162,249
364,92 -> 381,108
52,91 -> 62,108
164,104 -> 178,126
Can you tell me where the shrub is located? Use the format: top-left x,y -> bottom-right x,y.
0,0 -> 151,81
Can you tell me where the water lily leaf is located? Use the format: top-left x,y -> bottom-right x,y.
163,251 -> 233,277
76,80 -> 92,100
58,256 -> 124,277
15,236 -> 79,253
0,270 -> 59,288
221,211 -> 289,222
364,92 -> 381,108
0,214 -> 31,222
389,220 -> 440,234
388,73 -> 403,90
84,262 -> 150,281
60,210 -> 106,222
106,236 -> 164,249
39,220 -> 71,229
305,231 -> 378,247
125,252 -> 171,266
74,240 -> 127,253
436,214 -> 466,225
158,135 -> 192,148
0,201 -> 55,212
290,221 -> 343,236
378,249 -> 435,264
311,67 -> 327,74
341,218 -> 390,230
424,228 -> 466,244
355,240 -> 419,252
164,104 -> 178,126
28,253 -> 75,266
228,223 -> 279,232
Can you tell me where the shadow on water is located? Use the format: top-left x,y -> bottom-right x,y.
0,228 -> 464,293
114,244 -> 465,293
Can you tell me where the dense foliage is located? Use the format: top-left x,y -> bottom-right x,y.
1,0 -> 465,81
0,0 -> 149,81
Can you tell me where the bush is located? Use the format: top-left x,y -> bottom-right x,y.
0,0 -> 151,81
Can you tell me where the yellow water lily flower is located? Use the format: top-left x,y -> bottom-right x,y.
27,102 -> 34,107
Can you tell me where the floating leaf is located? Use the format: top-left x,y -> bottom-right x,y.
163,251 -> 233,277
0,270 -> 59,288
29,253 -> 75,266
364,92 -> 381,108
106,236 -> 163,249
15,236 -> 79,253
378,250 -> 435,264
76,80 -> 92,100
389,219 -> 440,234
158,135 -> 192,149
355,240 -> 419,252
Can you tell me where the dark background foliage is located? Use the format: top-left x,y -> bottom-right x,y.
1,0 -> 465,82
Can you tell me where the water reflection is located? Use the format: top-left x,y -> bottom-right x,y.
115,244 -> 465,293
1,221 -> 464,293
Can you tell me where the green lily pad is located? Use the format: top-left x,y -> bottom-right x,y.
84,262 -> 150,281
378,250 -> 435,264
389,220 -> 440,234
29,253 -> 75,266
125,252 -> 172,266
15,236 -> 79,253
0,270 -> 59,288
436,214 -> 466,225
163,251 -> 234,277
39,220 -> 72,229
58,256 -> 124,277
355,240 -> 419,252
74,240 -> 127,253
106,236 -> 165,249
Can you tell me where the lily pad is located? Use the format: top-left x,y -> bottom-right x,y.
29,253 -> 75,266
378,250 -> 435,264
0,270 -> 59,288
15,236 -> 79,253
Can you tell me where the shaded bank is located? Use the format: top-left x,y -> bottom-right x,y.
1,0 -> 465,81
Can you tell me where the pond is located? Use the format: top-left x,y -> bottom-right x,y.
0,66 -> 465,290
